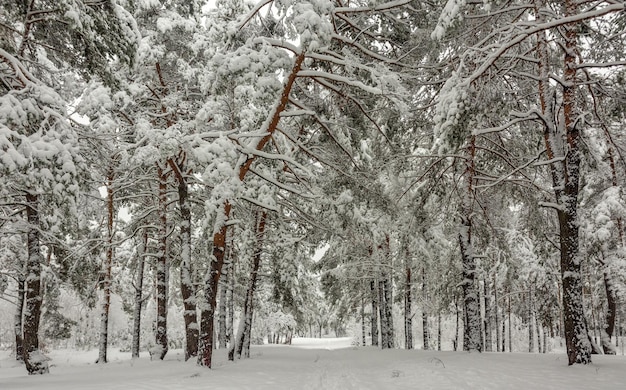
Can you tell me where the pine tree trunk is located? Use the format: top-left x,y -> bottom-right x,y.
361,295 -> 366,346
227,257 -> 234,347
437,313 -> 442,351
508,291 -> 512,353
218,265 -> 228,349
601,266 -> 617,354
14,271 -> 25,361
23,193 -> 48,375
535,0 -> 591,365
421,267 -> 429,350
177,167 -> 198,360
528,283 -> 535,353
404,266 -> 412,349
378,276 -> 388,348
233,211 -> 267,360
484,280 -> 492,352
370,279 -> 379,347
454,294 -> 459,351
131,229 -> 147,359
459,134 -> 481,352
199,52 -> 304,368
495,275 -> 500,352
97,170 -> 115,364
154,165 -> 169,360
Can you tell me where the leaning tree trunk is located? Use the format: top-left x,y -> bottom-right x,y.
536,0 -> 591,365
459,134 -> 481,352
97,169 -> 115,364
232,211 -> 267,360
198,52 -> 305,369
23,193 -> 48,375
154,164 -> 169,360
601,265 -> 617,354
131,228 -> 148,359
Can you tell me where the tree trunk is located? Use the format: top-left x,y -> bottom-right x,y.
198,52 -> 305,368
495,275 -> 500,352
404,266 -> 412,349
171,157 -> 199,361
23,193 -> 48,375
601,265 -> 617,354
484,279 -> 492,352
370,279 -> 379,347
528,283 -> 534,353
14,269 -> 25,361
154,164 -> 169,360
508,290 -> 512,353
437,313 -> 442,351
232,211 -> 267,360
535,0 -> 591,365
454,293 -> 460,351
131,228 -> 147,359
459,134 -> 481,352
421,267 -> 429,350
361,295 -> 366,346
97,169 -> 115,364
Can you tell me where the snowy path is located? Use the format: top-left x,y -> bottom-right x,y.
2,338 -> 626,389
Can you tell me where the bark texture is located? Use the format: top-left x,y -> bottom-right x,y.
23,194 -> 48,375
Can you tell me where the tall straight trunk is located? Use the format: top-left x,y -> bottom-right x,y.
131,228 -> 148,359
97,169 -> 115,364
484,279 -> 492,352
508,290 -> 512,353
378,276 -> 388,348
535,0 -> 591,365
23,193 -> 48,375
14,270 -> 25,361
383,275 -> 394,348
536,316 -> 543,354
495,275 -> 500,352
169,156 -> 198,360
528,283 -> 534,353
231,211 -> 267,360
218,259 -> 229,349
361,295 -> 366,346
227,255 -> 235,346
437,313 -> 442,351
370,279 -> 379,347
154,165 -> 169,360
601,263 -> 617,354
459,134 -> 481,352
404,266 -> 412,349
198,52 -> 305,369
454,293 -> 460,351
421,267 -> 429,350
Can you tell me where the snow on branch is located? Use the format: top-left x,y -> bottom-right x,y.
297,70 -> 382,95
538,201 -> 565,211
334,0 -> 413,15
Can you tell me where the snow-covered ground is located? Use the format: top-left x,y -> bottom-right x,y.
2,338 -> 625,389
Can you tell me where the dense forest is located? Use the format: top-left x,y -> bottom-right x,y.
1,0 -> 625,375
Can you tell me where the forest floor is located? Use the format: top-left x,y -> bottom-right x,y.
1,337 -> 625,389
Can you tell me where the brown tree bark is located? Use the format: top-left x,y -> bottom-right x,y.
198,52 -> 305,368
14,269 -> 25,361
535,0 -> 591,365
